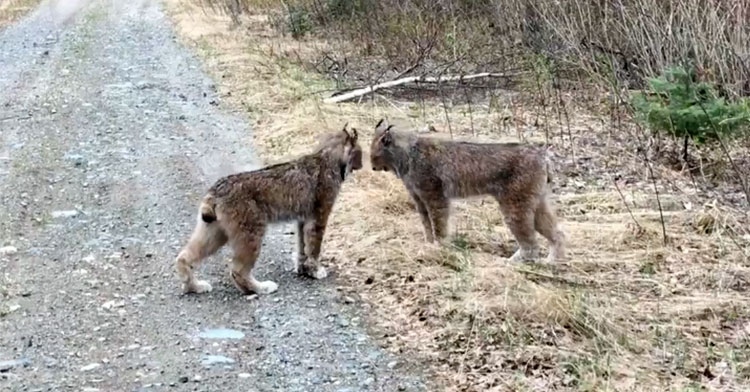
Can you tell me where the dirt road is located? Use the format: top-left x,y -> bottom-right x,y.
0,1 -> 425,390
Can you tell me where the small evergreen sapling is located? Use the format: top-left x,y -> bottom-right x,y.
632,67 -> 750,161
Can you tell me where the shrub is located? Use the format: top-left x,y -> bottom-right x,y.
284,3 -> 312,38
632,67 -> 750,158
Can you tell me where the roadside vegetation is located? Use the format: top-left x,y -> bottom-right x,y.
0,0 -> 41,27
166,0 -> 750,390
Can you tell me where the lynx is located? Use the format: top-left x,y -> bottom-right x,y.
369,119 -> 565,263
176,126 -> 363,295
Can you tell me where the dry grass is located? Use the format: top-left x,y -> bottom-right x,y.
0,0 -> 41,27
165,2 -> 750,391
224,0 -> 750,98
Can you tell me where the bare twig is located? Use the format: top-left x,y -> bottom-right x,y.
694,101 -> 750,206
613,177 -> 643,231
324,72 -> 517,104
517,268 -> 587,287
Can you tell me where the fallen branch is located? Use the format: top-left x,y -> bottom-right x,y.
324,72 -> 514,104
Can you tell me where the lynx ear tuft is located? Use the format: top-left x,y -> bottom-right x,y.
341,123 -> 351,139
375,118 -> 389,133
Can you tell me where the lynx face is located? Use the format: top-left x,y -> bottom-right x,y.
342,127 -> 363,176
370,119 -> 393,172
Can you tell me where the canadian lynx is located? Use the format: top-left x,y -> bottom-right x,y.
369,119 -> 565,263
176,126 -> 363,295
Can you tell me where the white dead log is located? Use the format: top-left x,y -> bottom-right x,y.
323,72 -> 513,104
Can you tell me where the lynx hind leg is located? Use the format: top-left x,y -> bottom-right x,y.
499,201 -> 540,263
229,227 -> 278,295
534,196 -> 566,263
293,220 -> 305,273
175,219 -> 228,294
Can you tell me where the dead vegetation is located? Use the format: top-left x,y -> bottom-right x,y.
165,1 -> 750,390
0,0 -> 41,27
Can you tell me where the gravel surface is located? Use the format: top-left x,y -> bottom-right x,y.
0,1 -> 426,390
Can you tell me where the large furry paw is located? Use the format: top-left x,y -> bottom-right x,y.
299,262 -> 328,280
508,248 -> 539,263
545,246 -> 566,263
184,280 -> 213,294
310,266 -> 328,280
254,280 -> 278,295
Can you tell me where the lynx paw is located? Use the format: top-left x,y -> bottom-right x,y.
300,262 -> 328,280
545,246 -> 566,263
508,248 -> 539,263
254,280 -> 278,295
184,280 -> 213,294
310,266 -> 328,280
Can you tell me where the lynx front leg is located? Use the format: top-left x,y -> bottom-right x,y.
410,192 -> 434,243
301,213 -> 330,280
423,196 -> 450,242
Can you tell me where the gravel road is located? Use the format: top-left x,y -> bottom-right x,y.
0,1 -> 426,390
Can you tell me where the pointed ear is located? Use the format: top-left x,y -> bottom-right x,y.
350,128 -> 359,142
375,118 -> 389,134
341,123 -> 351,140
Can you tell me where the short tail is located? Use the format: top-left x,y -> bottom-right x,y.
200,194 -> 217,223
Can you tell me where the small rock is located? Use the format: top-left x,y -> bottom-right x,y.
51,210 -> 78,219
101,300 -> 125,310
193,374 -> 202,382
0,358 -> 31,372
363,377 -> 375,386
387,361 -> 398,369
136,81 -> 156,90
80,363 -> 101,372
200,355 -> 235,366
0,246 -> 18,256
238,373 -> 251,379
197,328 -> 244,340
178,375 -> 189,383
